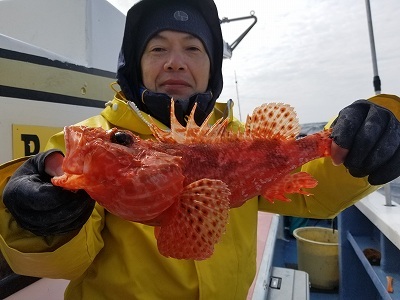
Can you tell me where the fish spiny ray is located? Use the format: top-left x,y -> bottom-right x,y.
203,117 -> 230,142
149,99 -> 185,143
182,103 -> 217,143
150,100 -> 230,144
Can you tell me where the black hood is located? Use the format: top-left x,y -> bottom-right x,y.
116,0 -> 224,126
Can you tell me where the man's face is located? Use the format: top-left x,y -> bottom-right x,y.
140,30 -> 211,100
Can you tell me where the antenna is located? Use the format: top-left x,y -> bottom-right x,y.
234,70 -> 242,121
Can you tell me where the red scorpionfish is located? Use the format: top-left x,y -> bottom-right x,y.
52,102 -> 332,260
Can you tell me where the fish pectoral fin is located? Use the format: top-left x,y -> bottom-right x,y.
155,178 -> 231,260
261,172 -> 318,203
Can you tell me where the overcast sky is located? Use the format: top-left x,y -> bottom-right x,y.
110,0 -> 400,124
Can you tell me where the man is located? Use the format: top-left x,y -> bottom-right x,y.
1,0 -> 400,298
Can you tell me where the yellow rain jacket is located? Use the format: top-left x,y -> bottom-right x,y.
0,93 -> 399,299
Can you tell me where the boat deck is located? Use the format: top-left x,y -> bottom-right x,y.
249,213 -> 339,299
273,219 -> 339,300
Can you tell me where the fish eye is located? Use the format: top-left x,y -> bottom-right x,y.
110,131 -> 134,146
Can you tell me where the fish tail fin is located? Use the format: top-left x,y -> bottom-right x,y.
262,172 -> 318,203
155,179 -> 231,260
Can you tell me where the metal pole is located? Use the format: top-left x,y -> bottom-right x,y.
365,0 -> 381,95
365,0 -> 392,205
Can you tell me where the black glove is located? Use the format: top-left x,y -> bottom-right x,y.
3,149 -> 95,236
331,99 -> 400,185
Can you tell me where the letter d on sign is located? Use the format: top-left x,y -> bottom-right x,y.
21,134 -> 40,156
12,124 -> 63,159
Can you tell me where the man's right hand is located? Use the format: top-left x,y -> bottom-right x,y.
3,149 -> 95,236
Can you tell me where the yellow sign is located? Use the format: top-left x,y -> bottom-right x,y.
12,124 -> 63,159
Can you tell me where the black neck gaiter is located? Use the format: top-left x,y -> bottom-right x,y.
140,89 -> 214,127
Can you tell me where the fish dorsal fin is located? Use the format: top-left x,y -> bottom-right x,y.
150,100 -> 229,144
245,103 -> 300,140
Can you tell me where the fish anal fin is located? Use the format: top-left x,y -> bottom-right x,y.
262,172 -> 318,203
155,179 -> 231,260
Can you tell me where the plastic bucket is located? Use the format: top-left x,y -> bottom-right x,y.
293,226 -> 339,289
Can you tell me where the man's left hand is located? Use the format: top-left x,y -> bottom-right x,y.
331,99 -> 400,185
